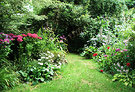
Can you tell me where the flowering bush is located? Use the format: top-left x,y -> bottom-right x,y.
0,32 -> 13,67
18,50 -> 67,85
92,42 -> 135,87
0,32 -> 42,70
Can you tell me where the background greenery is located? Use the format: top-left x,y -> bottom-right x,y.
0,0 -> 135,91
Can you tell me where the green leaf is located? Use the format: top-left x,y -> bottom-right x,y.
124,82 -> 129,86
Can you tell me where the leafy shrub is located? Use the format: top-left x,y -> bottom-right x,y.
0,0 -> 26,33
18,50 -> 67,85
4,32 -> 42,70
88,0 -> 127,17
80,46 -> 97,59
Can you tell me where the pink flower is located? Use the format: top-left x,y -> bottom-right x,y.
12,35 -> 18,38
17,38 -> 23,42
120,50 -> 123,53
3,38 -> 10,44
60,40 -> 63,42
123,49 -> 128,51
37,37 -> 42,39
10,38 -> 14,41
17,35 -> 23,39
8,33 -> 14,37
31,33 -> 38,38
127,55 -> 129,57
115,53 -> 117,55
22,34 -> 27,37
27,33 -> 32,37
0,39 -> 3,44
123,40 -> 128,43
104,55 -> 107,57
116,48 -> 120,52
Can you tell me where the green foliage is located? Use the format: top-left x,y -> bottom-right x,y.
80,46 -> 97,59
0,33 -> 13,67
17,50 -> 67,85
0,67 -> 19,90
0,0 -> 25,33
88,0 -> 127,17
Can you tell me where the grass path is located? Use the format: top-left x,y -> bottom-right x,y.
6,53 -> 135,92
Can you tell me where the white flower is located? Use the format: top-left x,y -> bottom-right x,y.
50,59 -> 54,62
51,53 -> 54,57
58,62 -> 61,66
58,54 -> 60,57
48,60 -> 50,62
57,66 -> 61,69
41,57 -> 45,59
45,69 -> 49,72
46,57 -> 49,59
38,62 -> 43,65
48,55 -> 52,58
38,59 -> 41,61
47,51 -> 50,53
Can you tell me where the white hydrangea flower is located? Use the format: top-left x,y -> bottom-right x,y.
41,57 -> 45,59
48,60 -> 51,62
38,62 -> 43,65
38,59 -> 41,61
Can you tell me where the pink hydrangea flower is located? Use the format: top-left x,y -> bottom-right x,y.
31,33 -> 38,38
17,38 -> 23,42
17,35 -> 23,39
37,37 -> 42,39
27,33 -> 32,37
22,34 -> 27,37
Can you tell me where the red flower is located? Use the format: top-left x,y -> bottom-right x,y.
127,63 -> 130,66
22,34 -> 27,37
37,37 -> 42,39
100,70 -> 103,72
93,53 -> 98,57
107,47 -> 110,49
17,38 -> 23,42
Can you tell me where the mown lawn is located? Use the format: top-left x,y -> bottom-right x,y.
5,53 -> 135,92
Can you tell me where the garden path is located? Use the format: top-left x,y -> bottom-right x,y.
6,54 -> 135,92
